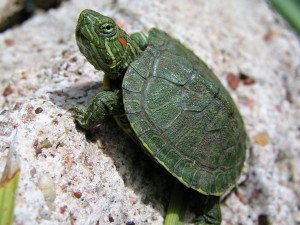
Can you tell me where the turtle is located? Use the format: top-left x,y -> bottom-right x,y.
71,9 -> 247,225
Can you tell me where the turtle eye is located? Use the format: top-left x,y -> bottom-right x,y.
99,23 -> 114,34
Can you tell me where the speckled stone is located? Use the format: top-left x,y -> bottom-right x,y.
0,0 -> 299,224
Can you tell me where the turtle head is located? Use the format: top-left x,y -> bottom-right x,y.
75,9 -> 143,79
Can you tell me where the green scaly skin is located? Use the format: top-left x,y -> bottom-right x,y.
71,9 -> 222,225
71,9 -> 147,129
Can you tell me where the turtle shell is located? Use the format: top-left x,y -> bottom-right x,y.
122,28 -> 247,196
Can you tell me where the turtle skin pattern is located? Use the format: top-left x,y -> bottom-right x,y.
123,28 -> 247,196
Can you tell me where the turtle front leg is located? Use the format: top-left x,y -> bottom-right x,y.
196,195 -> 221,225
70,90 -> 122,130
130,32 -> 148,51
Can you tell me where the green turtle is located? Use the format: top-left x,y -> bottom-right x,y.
71,9 -> 247,225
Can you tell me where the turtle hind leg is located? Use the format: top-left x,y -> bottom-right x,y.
195,195 -> 221,225
69,90 -> 123,130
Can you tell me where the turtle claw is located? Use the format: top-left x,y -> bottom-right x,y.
68,107 -> 88,128
69,106 -> 85,114
69,107 -> 85,119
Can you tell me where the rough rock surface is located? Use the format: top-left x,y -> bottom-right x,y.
0,0 -> 299,224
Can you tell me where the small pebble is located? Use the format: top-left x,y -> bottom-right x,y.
109,214 -> 114,223
4,38 -> 15,46
258,214 -> 270,225
38,174 -> 56,202
60,205 -> 68,214
73,191 -> 82,198
40,139 -> 52,148
126,222 -> 135,225
3,86 -> 13,96
243,77 -> 255,85
35,107 -> 43,114
254,132 -> 269,146
226,73 -> 240,90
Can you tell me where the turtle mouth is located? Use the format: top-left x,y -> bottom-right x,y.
76,23 -> 107,51
75,22 -> 91,43
75,28 -> 90,53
